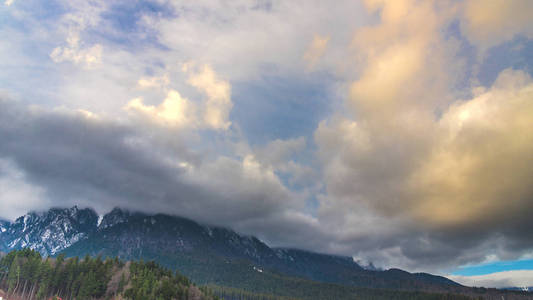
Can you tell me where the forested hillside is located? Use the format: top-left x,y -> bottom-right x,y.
0,249 -> 506,300
0,249 -> 214,300
58,209 -> 463,292
1,207 -> 532,300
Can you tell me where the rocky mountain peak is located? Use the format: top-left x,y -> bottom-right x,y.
98,207 -> 132,230
0,206 -> 98,256
0,219 -> 9,233
0,206 -> 463,295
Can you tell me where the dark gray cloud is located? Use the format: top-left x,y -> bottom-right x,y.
2,90 -> 533,274
0,98 -> 305,235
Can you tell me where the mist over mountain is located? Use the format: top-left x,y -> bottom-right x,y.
2,206 -> 532,300
0,207 -> 451,288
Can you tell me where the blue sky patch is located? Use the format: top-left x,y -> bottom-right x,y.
453,259 -> 533,276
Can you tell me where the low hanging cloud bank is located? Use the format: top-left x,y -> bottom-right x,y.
449,270 -> 533,289
0,96 -> 324,250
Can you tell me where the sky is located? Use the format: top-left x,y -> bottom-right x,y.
1,0 -> 533,288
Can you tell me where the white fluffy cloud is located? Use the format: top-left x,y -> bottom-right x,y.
125,90 -> 197,128
186,63 -> 233,130
126,64 -> 232,130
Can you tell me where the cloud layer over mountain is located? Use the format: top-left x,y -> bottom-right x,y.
1,0 -> 532,277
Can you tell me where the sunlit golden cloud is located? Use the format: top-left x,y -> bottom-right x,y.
314,0 -> 533,269
412,69 -> 533,226
187,64 -> 233,130
125,90 -> 197,127
125,63 -> 232,130
461,0 -> 533,50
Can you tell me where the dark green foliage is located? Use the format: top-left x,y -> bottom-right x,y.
60,212 -> 462,293
203,285 -> 298,300
0,249 -> 116,299
123,260 -> 191,299
59,212 -> 533,300
204,281 -> 477,300
0,249 -> 216,300
0,249 -> 529,300
118,272 -> 127,293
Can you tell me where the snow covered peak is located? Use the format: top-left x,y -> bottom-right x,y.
2,206 -> 98,256
0,219 -> 9,233
98,207 -> 131,230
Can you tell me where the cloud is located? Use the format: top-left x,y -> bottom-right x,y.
254,137 -> 306,167
411,69 -> 533,228
186,63 -> 233,130
125,90 -> 197,128
313,0 -> 533,271
150,0 -> 368,80
449,270 -> 533,288
0,97 -> 312,249
461,0 -> 533,50
0,158 -> 48,219
126,64 -> 233,130
316,0 -> 453,224
303,35 -> 329,69
319,68 -> 533,235
350,0 -> 454,119
4,0 -> 13,6
50,38 -> 103,68
49,0 -> 106,68
253,137 -> 317,186
180,154 -> 298,223
137,74 -> 170,90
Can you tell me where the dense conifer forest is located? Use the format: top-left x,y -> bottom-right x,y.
0,249 -> 521,300
0,249 -> 212,300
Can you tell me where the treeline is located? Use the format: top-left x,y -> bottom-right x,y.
0,249 -> 488,300
203,285 -> 299,300
204,281 -> 479,300
124,260 -> 192,299
0,249 -> 216,300
0,248 -> 115,299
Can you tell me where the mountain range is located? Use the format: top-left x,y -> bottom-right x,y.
0,206 -> 530,299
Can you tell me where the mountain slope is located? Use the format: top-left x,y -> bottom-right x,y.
0,218 -> 10,253
0,219 -> 8,233
60,208 -> 461,293
0,249 -> 216,300
0,206 -> 98,256
2,207 -> 531,299
2,248 -> 494,300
